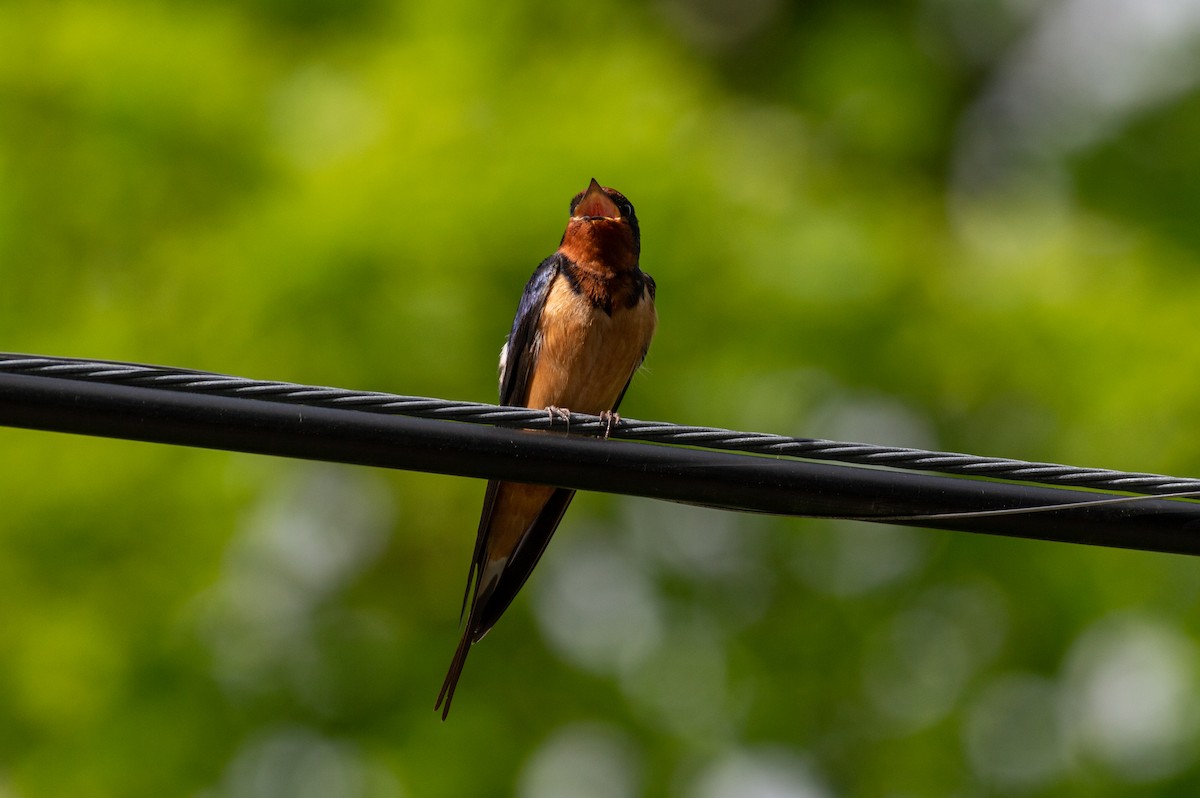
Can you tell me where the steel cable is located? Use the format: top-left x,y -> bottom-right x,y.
2,352 -> 1196,497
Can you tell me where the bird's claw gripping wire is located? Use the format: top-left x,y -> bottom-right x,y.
545,406 -> 571,430
599,410 -> 620,439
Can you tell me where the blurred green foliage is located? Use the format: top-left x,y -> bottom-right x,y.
3,0 -> 1200,796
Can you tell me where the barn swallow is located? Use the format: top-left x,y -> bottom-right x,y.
436,179 -> 657,718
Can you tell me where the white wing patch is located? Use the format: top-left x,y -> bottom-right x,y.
497,341 -> 509,395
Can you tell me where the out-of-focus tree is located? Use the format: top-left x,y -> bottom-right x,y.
2,0 -> 1200,795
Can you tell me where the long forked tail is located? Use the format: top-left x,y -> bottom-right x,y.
436,626 -> 473,720
435,485 -> 575,719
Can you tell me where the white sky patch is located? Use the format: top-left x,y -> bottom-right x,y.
533,530 -> 665,675
1062,613 -> 1200,781
954,0 -> 1200,194
205,726 -> 402,798
193,465 -> 393,697
688,748 -> 831,798
518,724 -> 640,798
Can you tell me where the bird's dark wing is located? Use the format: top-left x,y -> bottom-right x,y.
500,251 -> 567,406
452,252 -> 564,619
438,253 -> 569,720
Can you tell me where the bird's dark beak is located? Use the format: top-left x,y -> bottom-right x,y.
572,178 -> 621,219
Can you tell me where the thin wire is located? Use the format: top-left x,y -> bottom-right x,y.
2,352 -> 1198,498
858,488 -> 1200,523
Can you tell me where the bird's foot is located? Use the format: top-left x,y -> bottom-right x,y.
545,406 -> 571,430
598,410 -> 621,439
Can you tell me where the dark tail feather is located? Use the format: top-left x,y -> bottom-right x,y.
476,489 -> 574,634
437,486 -> 574,719
436,625 -> 474,721
458,481 -> 502,622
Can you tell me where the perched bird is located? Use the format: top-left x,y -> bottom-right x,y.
436,179 -> 657,718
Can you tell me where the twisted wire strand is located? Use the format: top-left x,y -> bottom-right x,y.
2,353 -> 1197,496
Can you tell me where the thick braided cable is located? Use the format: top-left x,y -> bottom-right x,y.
2,353 -> 1196,496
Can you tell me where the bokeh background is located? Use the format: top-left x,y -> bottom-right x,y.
3,0 -> 1200,795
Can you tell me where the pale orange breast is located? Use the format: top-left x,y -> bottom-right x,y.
524,276 -> 657,414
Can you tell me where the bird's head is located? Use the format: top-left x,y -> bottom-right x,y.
560,178 -> 640,268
